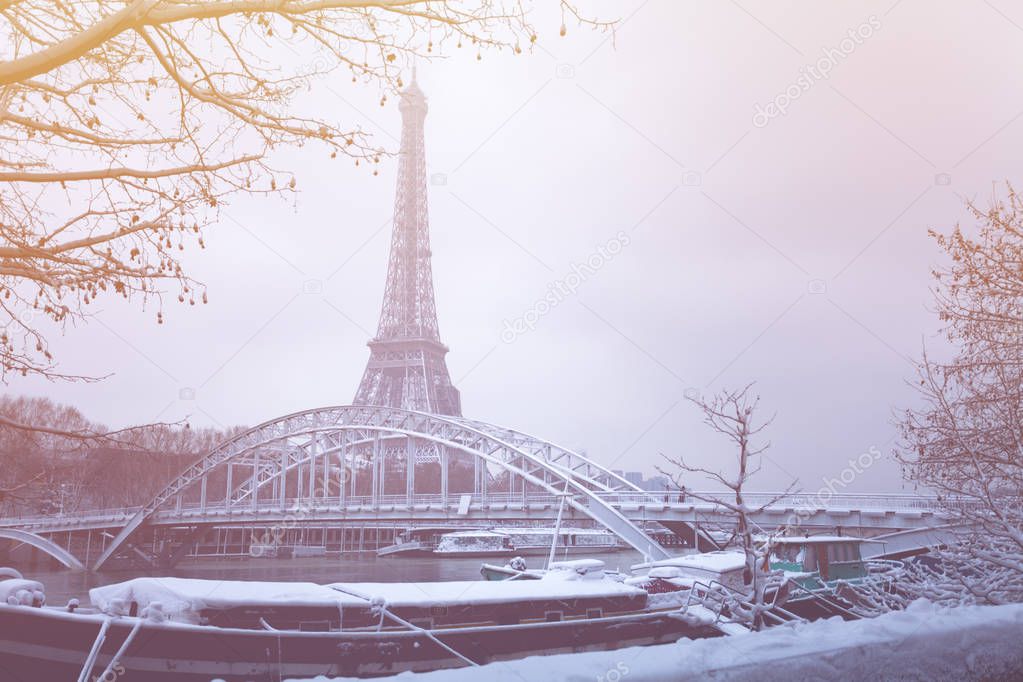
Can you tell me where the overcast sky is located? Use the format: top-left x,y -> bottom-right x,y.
19,0 -> 1023,494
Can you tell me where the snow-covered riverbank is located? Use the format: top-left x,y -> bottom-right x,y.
292,600 -> 1023,681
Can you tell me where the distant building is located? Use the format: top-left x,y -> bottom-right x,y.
623,471 -> 644,488
612,469 -> 673,492
641,475 -> 671,492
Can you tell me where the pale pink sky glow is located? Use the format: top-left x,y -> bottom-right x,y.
20,0 -> 1023,493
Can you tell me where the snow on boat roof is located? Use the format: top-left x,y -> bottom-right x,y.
772,536 -> 879,544
89,575 -> 645,617
447,527 -> 612,537
329,577 -> 643,607
89,577 -> 363,615
496,527 -> 612,536
549,559 -> 605,572
442,530 -> 510,538
632,551 -> 747,575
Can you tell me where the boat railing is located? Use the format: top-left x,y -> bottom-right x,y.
863,558 -> 905,574
681,579 -> 804,630
783,576 -> 864,620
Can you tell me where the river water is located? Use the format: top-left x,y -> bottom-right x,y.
31,549 -> 654,606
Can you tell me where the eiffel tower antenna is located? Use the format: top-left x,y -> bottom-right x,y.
353,75 -> 462,416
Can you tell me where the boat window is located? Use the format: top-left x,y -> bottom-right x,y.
586,608 -> 603,619
828,544 -> 843,563
771,544 -> 803,564
430,606 -> 448,617
299,620 -> 331,632
828,543 -> 858,563
545,611 -> 563,622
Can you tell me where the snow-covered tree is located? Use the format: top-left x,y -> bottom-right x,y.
660,384 -> 793,629
895,184 -> 1023,605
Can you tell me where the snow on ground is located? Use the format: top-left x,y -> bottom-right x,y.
291,600 -> 1023,681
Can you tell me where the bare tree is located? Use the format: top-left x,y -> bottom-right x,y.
0,2 -> 606,500
0,1 -> 607,380
895,185 -> 1023,605
0,394 -> 245,514
659,384 -> 794,630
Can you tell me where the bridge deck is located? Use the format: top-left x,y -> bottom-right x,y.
0,491 -> 953,535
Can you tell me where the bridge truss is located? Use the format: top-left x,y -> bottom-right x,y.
92,406 -> 671,570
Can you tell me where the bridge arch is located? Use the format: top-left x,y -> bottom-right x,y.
94,406 -> 670,570
0,528 -> 85,570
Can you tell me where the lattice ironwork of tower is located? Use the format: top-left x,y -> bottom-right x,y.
353,76 -> 462,417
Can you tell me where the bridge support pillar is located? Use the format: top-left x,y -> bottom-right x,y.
225,463 -> 234,511
279,452 -> 287,511
350,437 -> 358,499
440,445 -> 448,506
320,435 -> 330,501
406,436 -> 415,506
309,436 -> 318,503
252,451 -> 260,510
371,434 -> 380,508
379,442 -> 387,499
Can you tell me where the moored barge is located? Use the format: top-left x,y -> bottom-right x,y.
0,566 -> 723,680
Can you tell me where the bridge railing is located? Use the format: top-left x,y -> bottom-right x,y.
592,490 -> 952,512
166,492 -> 569,515
0,506 -> 142,530
0,490 -> 962,531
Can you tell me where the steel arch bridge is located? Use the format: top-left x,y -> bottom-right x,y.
92,406 -> 672,570
0,528 -> 84,570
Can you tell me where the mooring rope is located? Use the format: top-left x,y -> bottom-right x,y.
330,585 -> 479,668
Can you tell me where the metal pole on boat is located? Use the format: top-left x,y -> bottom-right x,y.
94,618 -> 143,682
77,617 -> 110,682
545,481 -> 571,570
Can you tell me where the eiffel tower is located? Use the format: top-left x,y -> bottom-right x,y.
353,74 -> 462,417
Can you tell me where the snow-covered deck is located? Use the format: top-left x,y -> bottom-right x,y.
291,600 -> 1023,682
329,578 -> 645,608
88,574 -> 647,622
632,550 -> 747,575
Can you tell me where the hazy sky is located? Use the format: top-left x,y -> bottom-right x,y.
19,1 -> 1023,494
